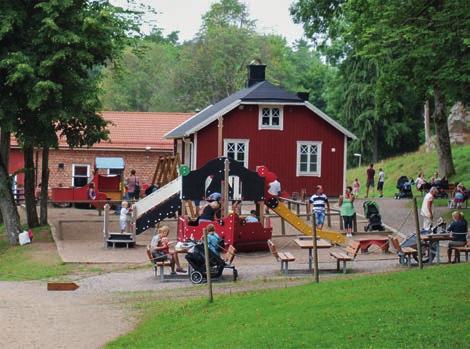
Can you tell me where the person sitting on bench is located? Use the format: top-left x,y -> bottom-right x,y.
447,211 -> 468,263
150,226 -> 186,274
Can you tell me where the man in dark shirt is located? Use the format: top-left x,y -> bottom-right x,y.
366,164 -> 375,198
447,211 -> 468,263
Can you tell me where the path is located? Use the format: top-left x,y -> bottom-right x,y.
0,281 -> 134,349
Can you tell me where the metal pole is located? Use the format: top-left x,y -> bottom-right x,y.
312,213 -> 319,282
203,228 -> 213,302
412,197 -> 423,269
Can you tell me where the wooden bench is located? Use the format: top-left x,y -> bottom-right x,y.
146,245 -> 172,281
330,240 -> 361,274
454,242 -> 470,263
389,236 -> 417,267
267,239 -> 296,276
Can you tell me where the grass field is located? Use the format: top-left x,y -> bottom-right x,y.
347,145 -> 470,198
0,225 -> 72,280
107,264 -> 470,349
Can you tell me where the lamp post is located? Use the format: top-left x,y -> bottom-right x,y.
353,153 -> 362,168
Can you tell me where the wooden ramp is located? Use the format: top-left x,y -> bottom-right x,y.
272,201 -> 346,245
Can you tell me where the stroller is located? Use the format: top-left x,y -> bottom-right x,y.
399,219 -> 447,265
433,178 -> 449,199
395,176 -> 414,199
185,242 -> 238,284
363,201 -> 385,231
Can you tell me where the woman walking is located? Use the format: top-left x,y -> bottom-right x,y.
339,186 -> 356,238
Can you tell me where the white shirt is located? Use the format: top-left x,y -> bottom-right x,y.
245,215 -> 259,223
150,234 -> 161,250
421,193 -> 434,218
268,180 -> 281,196
120,207 -> 129,221
378,171 -> 385,182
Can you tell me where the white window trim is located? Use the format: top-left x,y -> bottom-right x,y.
296,141 -> 322,177
258,105 -> 283,130
72,164 -> 90,186
223,139 -> 249,168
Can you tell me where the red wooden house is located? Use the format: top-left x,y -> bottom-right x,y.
166,64 -> 356,197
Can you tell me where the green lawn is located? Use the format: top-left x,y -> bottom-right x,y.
347,145 -> 470,198
0,225 -> 72,280
107,264 -> 470,349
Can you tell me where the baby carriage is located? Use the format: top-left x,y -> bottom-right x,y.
399,219 -> 447,265
185,242 -> 238,284
395,176 -> 413,199
433,178 -> 449,199
363,201 -> 385,231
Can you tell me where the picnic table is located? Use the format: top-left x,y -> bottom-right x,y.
422,234 -> 452,264
294,237 -> 332,271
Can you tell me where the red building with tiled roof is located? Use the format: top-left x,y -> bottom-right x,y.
9,111 -> 193,189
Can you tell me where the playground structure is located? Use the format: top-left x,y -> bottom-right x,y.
51,157 -> 124,208
104,156 -> 346,252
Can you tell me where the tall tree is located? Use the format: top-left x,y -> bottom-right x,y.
292,0 -> 470,175
0,0 -> 139,243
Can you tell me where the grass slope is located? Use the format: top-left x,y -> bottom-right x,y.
107,264 -> 470,349
347,145 -> 470,198
0,225 -> 71,280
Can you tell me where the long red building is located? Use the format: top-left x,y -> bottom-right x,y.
166,64 -> 356,197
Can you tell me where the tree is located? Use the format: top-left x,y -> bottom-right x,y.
292,0 -> 470,175
0,0 -> 139,243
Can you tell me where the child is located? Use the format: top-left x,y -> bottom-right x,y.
352,178 -> 361,197
150,226 -> 186,274
120,201 -> 130,233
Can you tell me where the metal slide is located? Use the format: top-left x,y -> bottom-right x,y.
271,201 -> 346,245
133,176 -> 182,234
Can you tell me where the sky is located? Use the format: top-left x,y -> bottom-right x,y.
111,0 -> 306,44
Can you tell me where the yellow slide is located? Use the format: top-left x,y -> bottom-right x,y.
271,201 -> 346,245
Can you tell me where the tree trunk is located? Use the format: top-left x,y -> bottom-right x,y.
433,85 -> 455,177
0,129 -> 22,245
39,146 -> 49,225
24,144 -> 39,228
372,127 -> 378,163
424,99 -> 431,152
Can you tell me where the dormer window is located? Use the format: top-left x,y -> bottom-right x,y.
259,106 -> 283,130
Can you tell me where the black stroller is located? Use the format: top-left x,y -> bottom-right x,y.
395,176 -> 414,199
433,178 -> 449,199
363,201 -> 385,231
399,219 -> 447,265
185,242 -> 238,284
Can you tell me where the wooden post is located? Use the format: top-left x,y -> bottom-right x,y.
217,116 -> 223,157
203,228 -> 213,303
103,204 -> 109,247
326,208 -> 331,228
281,216 -> 286,235
413,197 -> 424,269
312,213 -> 319,283
306,201 -> 311,221
258,201 -> 265,228
296,202 -> 300,216
353,214 -> 358,233
223,159 -> 230,218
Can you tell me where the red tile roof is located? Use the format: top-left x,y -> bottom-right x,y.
11,111 -> 193,151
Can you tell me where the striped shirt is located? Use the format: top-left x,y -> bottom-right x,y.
309,194 -> 329,212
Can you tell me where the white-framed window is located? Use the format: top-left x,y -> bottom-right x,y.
296,141 -> 322,177
259,105 -> 283,130
72,164 -> 90,187
224,139 -> 249,168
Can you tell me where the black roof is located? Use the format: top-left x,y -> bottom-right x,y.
165,81 -> 302,139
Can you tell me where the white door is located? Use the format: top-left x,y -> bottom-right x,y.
224,139 -> 249,168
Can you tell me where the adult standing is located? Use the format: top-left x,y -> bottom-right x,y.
309,185 -> 330,230
339,186 -> 356,238
377,168 -> 385,198
365,164 -> 375,198
421,187 -> 438,230
126,169 -> 140,200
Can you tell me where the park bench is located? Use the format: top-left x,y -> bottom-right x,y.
267,239 -> 296,276
329,240 -> 361,274
453,242 -> 470,263
146,245 -> 172,281
389,236 -> 417,267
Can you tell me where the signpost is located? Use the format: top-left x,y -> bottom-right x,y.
312,214 -> 319,283
203,228 -> 213,302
